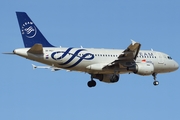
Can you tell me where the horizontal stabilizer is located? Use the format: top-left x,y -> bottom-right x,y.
28,44 -> 43,54
32,64 -> 61,71
2,52 -> 15,55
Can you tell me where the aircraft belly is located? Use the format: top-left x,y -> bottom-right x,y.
85,66 -> 128,74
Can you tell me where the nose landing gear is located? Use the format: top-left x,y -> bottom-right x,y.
152,73 -> 159,86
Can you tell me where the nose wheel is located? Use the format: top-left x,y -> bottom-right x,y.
153,80 -> 159,86
152,73 -> 159,86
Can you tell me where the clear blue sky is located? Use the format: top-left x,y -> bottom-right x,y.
1,0 -> 180,120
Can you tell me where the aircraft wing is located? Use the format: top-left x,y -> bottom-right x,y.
118,40 -> 141,60
105,40 -> 141,68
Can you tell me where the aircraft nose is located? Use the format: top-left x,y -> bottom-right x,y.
173,61 -> 179,71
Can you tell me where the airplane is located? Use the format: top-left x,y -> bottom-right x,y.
5,12 -> 179,87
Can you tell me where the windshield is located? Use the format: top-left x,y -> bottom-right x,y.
167,56 -> 172,60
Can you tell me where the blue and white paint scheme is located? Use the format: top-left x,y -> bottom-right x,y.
7,12 -> 179,87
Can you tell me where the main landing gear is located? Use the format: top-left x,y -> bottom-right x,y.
87,75 -> 96,87
152,73 -> 159,86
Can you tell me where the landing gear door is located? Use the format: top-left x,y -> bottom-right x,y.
157,52 -> 164,64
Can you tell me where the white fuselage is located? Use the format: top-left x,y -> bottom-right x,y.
13,47 -> 179,75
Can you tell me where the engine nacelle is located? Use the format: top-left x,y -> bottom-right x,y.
127,63 -> 154,76
92,74 -> 120,83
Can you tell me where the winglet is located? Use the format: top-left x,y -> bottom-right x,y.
131,39 -> 136,45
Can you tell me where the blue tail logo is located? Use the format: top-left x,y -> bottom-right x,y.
16,12 -> 54,48
22,22 -> 37,38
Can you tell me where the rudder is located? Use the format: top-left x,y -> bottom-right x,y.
16,12 -> 54,48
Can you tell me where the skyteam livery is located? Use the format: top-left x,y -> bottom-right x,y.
6,12 -> 179,87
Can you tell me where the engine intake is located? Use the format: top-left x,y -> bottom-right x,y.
127,63 -> 154,76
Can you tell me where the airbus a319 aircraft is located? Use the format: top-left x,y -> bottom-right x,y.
6,12 -> 179,87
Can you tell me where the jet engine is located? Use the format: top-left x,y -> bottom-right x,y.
92,74 -> 119,83
127,63 -> 154,76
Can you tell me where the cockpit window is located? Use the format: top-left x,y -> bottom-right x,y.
167,56 -> 172,60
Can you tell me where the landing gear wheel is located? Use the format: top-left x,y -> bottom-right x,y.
153,81 -> 159,86
87,80 -> 96,87
152,73 -> 159,86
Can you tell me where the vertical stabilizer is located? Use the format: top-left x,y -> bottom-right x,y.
16,12 -> 54,48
